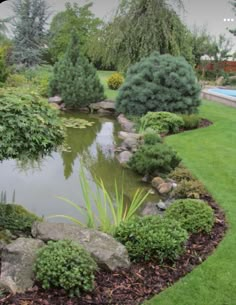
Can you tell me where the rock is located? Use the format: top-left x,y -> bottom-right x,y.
118,131 -> 141,140
0,238 -> 44,294
157,201 -> 167,210
157,182 -> 173,194
117,114 -> 135,132
78,107 -> 90,113
117,151 -> 133,165
140,202 -> 159,216
141,174 -> 150,183
89,101 -> 115,112
151,177 -> 165,189
48,96 -> 62,104
32,222 -> 130,271
122,136 -> 139,151
215,76 -> 224,86
97,109 -> 114,115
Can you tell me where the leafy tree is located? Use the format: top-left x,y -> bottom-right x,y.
48,2 -> 103,62
229,0 -> 236,35
87,0 -> 193,70
116,52 -> 201,116
49,30 -> 105,109
10,0 -> 49,67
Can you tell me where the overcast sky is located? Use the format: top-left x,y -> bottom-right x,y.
0,0 -> 235,42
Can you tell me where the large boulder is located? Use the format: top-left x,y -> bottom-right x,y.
48,95 -> 63,104
117,114 -> 135,132
117,151 -> 133,165
0,238 -> 44,294
32,222 -> 130,271
89,101 -> 115,113
151,177 -> 165,190
158,182 -> 173,195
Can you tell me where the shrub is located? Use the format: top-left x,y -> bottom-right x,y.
107,72 -> 124,90
34,240 -> 97,296
128,142 -> 181,176
0,203 -> 40,233
139,112 -> 184,134
116,52 -> 201,116
168,166 -> 195,182
0,46 -> 9,83
49,30 -> 104,108
0,88 -> 64,161
174,179 -> 208,199
143,131 -> 162,145
6,74 -> 28,87
165,199 -> 214,233
181,114 -> 200,130
114,216 -> 188,262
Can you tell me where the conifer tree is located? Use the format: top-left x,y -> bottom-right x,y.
49,30 -> 105,108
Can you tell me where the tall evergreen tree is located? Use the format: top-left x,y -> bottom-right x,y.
11,0 -> 49,67
49,30 -> 105,109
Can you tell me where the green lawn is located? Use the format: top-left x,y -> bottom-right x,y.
98,70 -> 118,101
145,100 -> 236,305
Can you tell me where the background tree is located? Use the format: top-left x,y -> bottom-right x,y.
11,0 -> 49,67
229,0 -> 236,35
87,0 -> 193,71
48,2 -> 103,63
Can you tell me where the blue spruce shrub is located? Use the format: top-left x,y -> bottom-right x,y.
116,52 -> 201,116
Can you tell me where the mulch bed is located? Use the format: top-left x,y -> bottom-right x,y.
198,118 -> 213,129
1,195 -> 227,305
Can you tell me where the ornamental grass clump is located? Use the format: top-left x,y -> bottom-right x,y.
165,199 -> 215,234
114,216 -> 188,262
116,52 -> 201,116
34,240 -> 97,297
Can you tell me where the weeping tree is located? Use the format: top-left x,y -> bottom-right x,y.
11,0 -> 49,67
88,0 -> 193,70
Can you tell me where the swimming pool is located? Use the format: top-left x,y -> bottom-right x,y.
201,87 -> 236,108
208,88 -> 236,97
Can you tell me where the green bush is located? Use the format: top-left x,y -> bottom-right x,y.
116,52 -> 201,116
0,46 -> 9,83
181,114 -> 200,130
49,30 -> 104,108
107,72 -> 124,90
34,240 -> 97,296
114,216 -> 188,262
0,203 -> 40,233
143,131 -> 162,145
128,142 -> 181,176
140,112 -> 184,134
0,88 -> 64,161
168,166 -> 195,182
174,179 -> 208,199
6,74 -> 28,87
165,199 -> 214,233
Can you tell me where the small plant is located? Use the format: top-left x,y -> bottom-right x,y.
181,114 -> 200,130
128,142 -> 181,176
107,72 -> 124,90
114,216 -> 188,262
174,179 -> 208,199
34,240 -> 97,296
139,112 -> 184,134
143,131 -> 162,145
165,199 -> 215,233
0,203 -> 40,233
168,166 -> 195,182
49,167 -> 150,234
6,74 -> 28,87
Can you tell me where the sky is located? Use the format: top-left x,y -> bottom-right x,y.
0,0 -> 235,43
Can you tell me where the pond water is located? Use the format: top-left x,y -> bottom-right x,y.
0,113 -> 156,223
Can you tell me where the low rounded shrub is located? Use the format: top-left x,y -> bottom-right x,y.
128,142 -> 181,175
34,240 -> 97,296
114,216 -> 188,262
116,52 -> 201,116
0,89 -> 64,161
174,179 -> 208,199
107,72 -> 124,90
168,166 -> 195,182
181,114 -> 200,130
140,112 -> 184,134
0,203 -> 40,233
143,131 -> 162,145
165,199 -> 215,233
6,74 -> 27,87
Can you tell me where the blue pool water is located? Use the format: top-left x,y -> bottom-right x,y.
209,88 -> 236,97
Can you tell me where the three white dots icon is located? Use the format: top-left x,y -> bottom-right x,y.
223,18 -> 234,22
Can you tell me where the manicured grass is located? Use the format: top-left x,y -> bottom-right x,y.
144,100 -> 236,305
98,70 -> 118,100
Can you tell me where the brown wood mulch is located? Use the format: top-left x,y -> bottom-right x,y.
1,195 -> 227,305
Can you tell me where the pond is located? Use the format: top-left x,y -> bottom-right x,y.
0,113 -> 156,223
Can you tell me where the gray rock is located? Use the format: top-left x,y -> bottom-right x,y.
122,136 -> 139,151
117,114 -> 135,132
90,101 -> 115,112
32,222 -> 130,271
48,96 -> 62,104
97,109 -> 114,115
157,201 -> 167,210
0,238 -> 44,294
140,202 -> 159,216
117,151 -> 133,165
158,182 -> 173,194
118,131 -> 141,140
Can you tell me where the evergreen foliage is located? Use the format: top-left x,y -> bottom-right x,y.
116,52 -> 201,116
49,30 -> 105,108
0,47 -> 8,83
11,0 -> 49,67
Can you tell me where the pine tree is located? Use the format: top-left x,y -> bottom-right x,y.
49,30 -> 105,108
11,0 -> 49,67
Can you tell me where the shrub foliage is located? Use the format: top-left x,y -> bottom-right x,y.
0,89 -> 64,161
34,240 -> 97,296
116,52 -> 201,116
165,199 -> 215,233
107,72 -> 124,90
174,179 -> 208,199
181,114 -> 200,130
168,166 -> 195,182
114,216 -> 188,262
